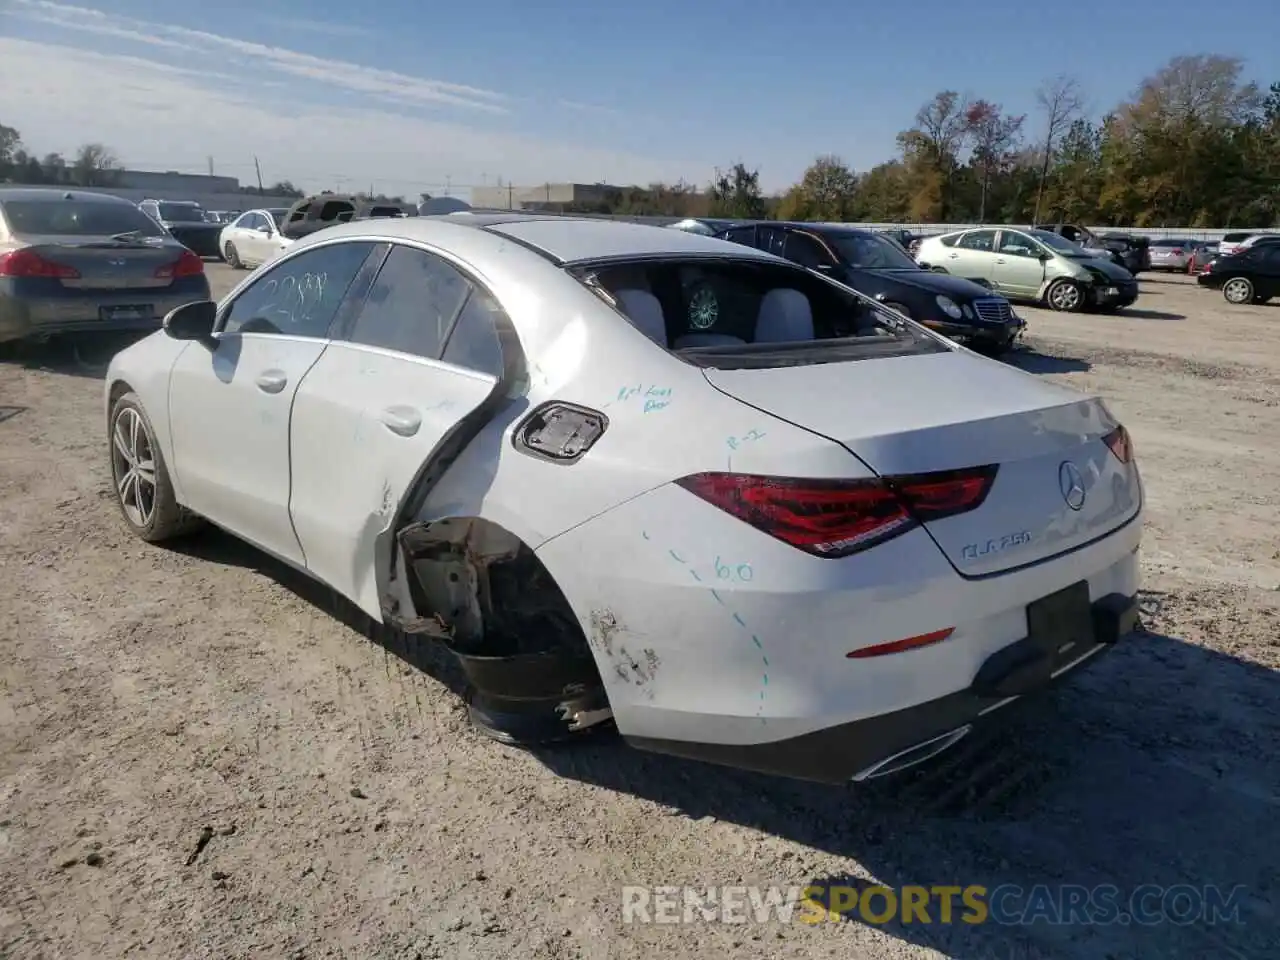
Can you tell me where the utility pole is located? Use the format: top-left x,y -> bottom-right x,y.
507,182 -> 514,209
253,155 -> 264,195
207,155 -> 214,176
445,175 -> 452,196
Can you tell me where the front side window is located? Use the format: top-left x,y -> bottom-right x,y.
957,230 -> 996,252
997,232 -> 1041,257
576,257 -> 945,370
220,241 -> 377,338
0,199 -> 167,238
346,244 -> 472,359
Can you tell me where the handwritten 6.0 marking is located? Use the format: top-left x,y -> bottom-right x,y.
714,557 -> 753,582
616,384 -> 673,413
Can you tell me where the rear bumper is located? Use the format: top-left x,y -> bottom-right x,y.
627,592 -> 1140,784
0,276 -> 211,342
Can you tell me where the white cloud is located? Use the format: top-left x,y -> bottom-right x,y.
0,38 -> 704,198
12,0 -> 509,112
256,16 -> 372,38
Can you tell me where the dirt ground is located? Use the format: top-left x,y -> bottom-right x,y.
1,267 -> 1277,960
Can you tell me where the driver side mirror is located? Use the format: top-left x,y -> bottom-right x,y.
1038,251 -> 1051,261
163,300 -> 218,346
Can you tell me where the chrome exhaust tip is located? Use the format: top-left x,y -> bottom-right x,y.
850,724 -> 972,782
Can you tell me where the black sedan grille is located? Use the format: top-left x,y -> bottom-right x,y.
971,297 -> 1014,324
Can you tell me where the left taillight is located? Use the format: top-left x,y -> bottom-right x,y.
674,465 -> 998,559
1103,425 -> 1133,464
155,249 -> 204,279
0,249 -> 80,279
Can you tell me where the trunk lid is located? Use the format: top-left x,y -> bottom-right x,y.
19,237 -> 186,291
701,350 -> 1140,576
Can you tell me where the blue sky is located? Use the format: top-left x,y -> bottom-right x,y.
1,0 -> 1276,198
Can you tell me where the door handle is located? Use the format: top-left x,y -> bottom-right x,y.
948,253 -> 959,258
255,370 -> 287,393
379,405 -> 422,437
995,258 -> 1007,264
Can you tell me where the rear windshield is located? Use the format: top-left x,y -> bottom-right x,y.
1151,238 -> 1191,246
157,202 -> 206,222
1222,233 -> 1252,242
573,257 -> 947,370
1,199 -> 167,238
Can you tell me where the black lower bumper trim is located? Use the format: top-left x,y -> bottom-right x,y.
625,592 -> 1138,785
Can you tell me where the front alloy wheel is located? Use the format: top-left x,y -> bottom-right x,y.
1223,277 -> 1254,304
1046,278 -> 1084,313
108,392 -> 204,542
112,406 -> 156,529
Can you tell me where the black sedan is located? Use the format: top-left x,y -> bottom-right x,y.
0,188 -> 211,343
715,221 -> 1026,354
1196,244 -> 1280,304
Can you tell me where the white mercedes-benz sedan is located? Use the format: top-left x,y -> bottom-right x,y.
217,207 -> 292,269
104,214 -> 1143,784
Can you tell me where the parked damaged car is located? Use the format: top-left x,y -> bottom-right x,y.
916,227 -> 1138,313
105,215 -> 1143,785
279,193 -> 414,241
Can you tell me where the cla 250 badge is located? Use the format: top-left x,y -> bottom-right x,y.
961,531 -> 1032,561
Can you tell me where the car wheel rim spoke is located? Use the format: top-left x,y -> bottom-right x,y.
113,408 -> 156,527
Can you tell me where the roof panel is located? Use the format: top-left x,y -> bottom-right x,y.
482,217 -> 777,264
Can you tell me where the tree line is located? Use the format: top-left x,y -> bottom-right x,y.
568,55 -> 1280,229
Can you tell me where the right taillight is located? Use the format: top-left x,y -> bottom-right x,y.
1103,425 -> 1132,464
675,465 -> 998,559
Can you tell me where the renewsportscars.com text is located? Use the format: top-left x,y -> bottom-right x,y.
621,883 -> 1247,927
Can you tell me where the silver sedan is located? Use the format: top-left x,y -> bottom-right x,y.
1147,238 -> 1200,271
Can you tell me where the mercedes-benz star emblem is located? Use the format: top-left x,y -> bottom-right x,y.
1059,461 -> 1086,511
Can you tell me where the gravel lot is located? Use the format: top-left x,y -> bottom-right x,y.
1,266 -> 1277,959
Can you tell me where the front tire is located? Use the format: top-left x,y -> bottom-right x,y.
1222,277 -> 1254,304
1045,278 -> 1085,313
224,242 -> 244,270
109,392 -> 203,542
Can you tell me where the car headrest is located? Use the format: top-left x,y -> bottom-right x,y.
755,288 -> 815,342
613,289 -> 667,346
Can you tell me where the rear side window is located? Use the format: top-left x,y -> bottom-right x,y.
346,244 -> 472,358
783,232 -> 835,269
1,199 -> 166,238
938,234 -> 958,247
1223,233 -> 1251,242
719,226 -> 757,247
441,288 -> 505,377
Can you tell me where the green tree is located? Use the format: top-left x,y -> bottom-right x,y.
708,163 -> 766,219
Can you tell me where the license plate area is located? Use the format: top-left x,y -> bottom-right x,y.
971,580 -> 1097,698
99,305 -> 153,322
1101,286 -> 1119,296
1027,580 -> 1095,667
